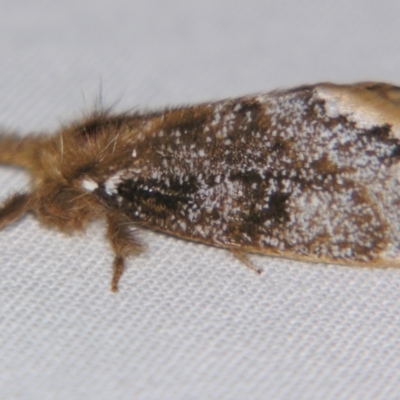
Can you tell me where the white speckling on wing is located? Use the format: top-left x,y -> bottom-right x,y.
104,172 -> 125,195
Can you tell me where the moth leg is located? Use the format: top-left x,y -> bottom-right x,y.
106,212 -> 144,292
231,249 -> 263,274
0,193 -> 31,230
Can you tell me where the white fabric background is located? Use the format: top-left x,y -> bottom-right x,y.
1,1 -> 400,399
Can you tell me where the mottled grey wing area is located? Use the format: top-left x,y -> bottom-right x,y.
96,84 -> 400,266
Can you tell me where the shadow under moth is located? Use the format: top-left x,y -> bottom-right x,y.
1,82 -> 400,291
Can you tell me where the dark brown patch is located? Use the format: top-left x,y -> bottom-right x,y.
244,192 -> 290,229
390,144 -> 400,158
116,178 -> 193,218
367,124 -> 391,140
265,192 -> 290,222
229,171 -> 264,185
235,100 -> 262,114
270,138 -> 289,152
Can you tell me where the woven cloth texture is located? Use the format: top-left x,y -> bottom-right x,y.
1,1 -> 400,399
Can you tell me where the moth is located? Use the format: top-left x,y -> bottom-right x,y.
1,82 -> 400,291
